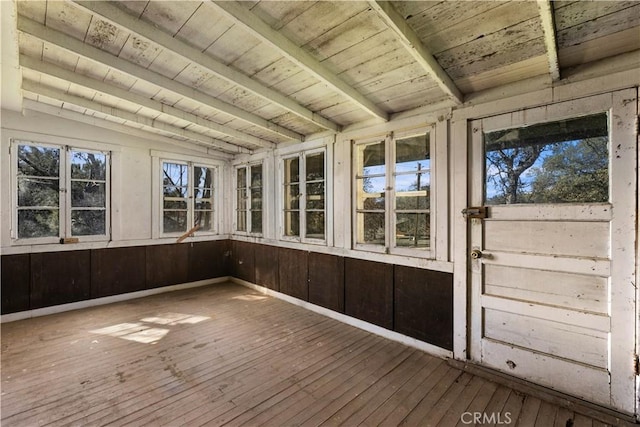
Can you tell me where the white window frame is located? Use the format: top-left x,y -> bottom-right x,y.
279,147 -> 327,245
352,126 -> 436,258
160,159 -> 219,237
11,139 -> 111,244
233,162 -> 263,236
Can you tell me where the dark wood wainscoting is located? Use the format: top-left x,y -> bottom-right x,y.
1,241 -> 230,314
233,244 -> 454,352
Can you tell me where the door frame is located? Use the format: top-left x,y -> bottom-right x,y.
452,88 -> 638,415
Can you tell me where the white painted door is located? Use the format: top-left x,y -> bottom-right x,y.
469,90 -> 637,414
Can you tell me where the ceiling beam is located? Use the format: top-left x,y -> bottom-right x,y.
211,1 -> 389,122
368,1 -> 463,105
72,1 -> 341,133
23,80 -> 250,154
20,55 -> 274,150
536,0 -> 561,82
23,99 -> 232,159
17,15 -> 304,143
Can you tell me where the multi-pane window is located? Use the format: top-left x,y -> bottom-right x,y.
14,141 -> 109,241
162,161 -> 215,234
283,150 -> 325,241
235,164 -> 262,234
354,131 -> 432,253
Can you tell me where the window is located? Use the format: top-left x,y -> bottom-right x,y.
354,130 -> 433,254
282,150 -> 326,242
235,164 -> 262,234
13,140 -> 110,242
484,113 -> 609,205
162,161 -> 216,235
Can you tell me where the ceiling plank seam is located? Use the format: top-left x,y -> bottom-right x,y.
20,54 -> 270,150
72,0 -> 341,133
367,1 -> 464,105
17,15 -> 302,144
536,0 -> 561,82
210,0 -> 390,122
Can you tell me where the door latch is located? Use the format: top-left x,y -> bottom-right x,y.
462,206 -> 488,219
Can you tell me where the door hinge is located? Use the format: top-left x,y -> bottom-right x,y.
634,354 -> 639,376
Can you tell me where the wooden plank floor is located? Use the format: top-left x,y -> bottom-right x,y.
0,282 -> 635,426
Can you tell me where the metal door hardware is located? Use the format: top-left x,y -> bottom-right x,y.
462,206 -> 488,219
470,249 -> 483,259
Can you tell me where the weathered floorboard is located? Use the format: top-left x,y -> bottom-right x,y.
0,282 -> 632,427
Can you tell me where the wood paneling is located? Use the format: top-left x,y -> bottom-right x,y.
230,240 -> 255,283
278,247 -> 308,301
187,240 -> 229,282
145,244 -> 189,289
345,258 -> 393,329
394,266 -> 453,350
254,244 -> 279,291
30,250 -> 91,309
1,254 -> 31,314
91,246 -> 146,298
308,252 -> 344,313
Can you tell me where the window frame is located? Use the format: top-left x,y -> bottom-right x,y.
160,159 -> 219,237
280,147 -> 327,245
352,126 -> 436,258
11,139 -> 111,244
234,162 -> 263,236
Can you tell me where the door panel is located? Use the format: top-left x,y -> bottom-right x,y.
469,89 -> 637,414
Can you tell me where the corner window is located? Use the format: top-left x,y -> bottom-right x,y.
13,140 -> 110,243
282,150 -> 325,242
162,161 -> 216,235
354,129 -> 433,255
235,164 -> 262,234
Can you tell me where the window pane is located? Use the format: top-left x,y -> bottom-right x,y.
285,184 -> 300,210
71,182 -> 106,208
285,157 -> 300,184
237,210 -> 247,232
194,167 -> 213,188
237,188 -> 247,204
195,201 -> 212,210
194,188 -> 212,199
356,176 -> 385,210
164,186 -> 188,198
250,165 -> 262,187
236,168 -> 246,188
164,200 -> 188,209
485,113 -> 609,205
396,213 -> 430,248
306,152 -> 324,180
71,151 -> 106,180
18,177 -> 59,207
251,187 -> 262,210
395,134 -> 430,171
18,209 -> 59,238
195,211 -> 212,231
285,211 -> 300,237
356,212 -> 385,245
251,211 -> 262,233
306,182 -> 325,209
396,173 -> 429,210
163,211 -> 188,233
163,163 -> 187,187
306,211 -> 325,239
18,145 -> 59,177
71,210 -> 106,236
357,141 -> 385,176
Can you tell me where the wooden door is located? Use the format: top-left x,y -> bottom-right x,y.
469,90 -> 637,414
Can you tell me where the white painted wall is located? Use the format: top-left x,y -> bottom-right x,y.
0,107 -> 229,255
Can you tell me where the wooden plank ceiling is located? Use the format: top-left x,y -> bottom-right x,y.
14,1 -> 640,154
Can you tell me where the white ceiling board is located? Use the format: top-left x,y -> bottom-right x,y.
249,1 -> 315,31
174,4 -> 234,52
16,0 -> 46,24
45,1 -> 91,41
138,1 -> 202,36
84,17 -> 129,56
145,49 -> 190,80
118,34 -> 163,69
18,32 -> 43,58
74,56 -> 109,82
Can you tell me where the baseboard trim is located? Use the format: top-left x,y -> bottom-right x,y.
231,277 -> 453,360
0,277 -> 230,323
